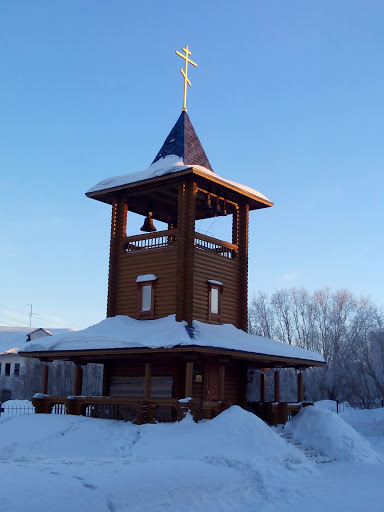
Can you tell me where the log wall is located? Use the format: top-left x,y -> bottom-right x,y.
193,250 -> 241,327
113,247 -> 177,318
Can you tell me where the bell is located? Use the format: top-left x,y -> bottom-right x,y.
220,199 -> 228,217
203,193 -> 213,213
140,212 -> 157,232
212,197 -> 221,217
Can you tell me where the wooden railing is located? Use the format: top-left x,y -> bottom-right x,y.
123,229 -> 238,259
32,396 -> 231,424
194,233 -> 238,259
124,229 -> 178,253
247,401 -> 314,426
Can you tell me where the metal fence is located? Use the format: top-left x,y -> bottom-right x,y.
335,400 -> 384,414
0,405 -> 35,417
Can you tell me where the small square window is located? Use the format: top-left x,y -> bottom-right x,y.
137,281 -> 155,319
14,364 -> 20,376
208,281 -> 223,322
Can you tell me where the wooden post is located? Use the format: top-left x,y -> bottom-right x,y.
297,372 -> 304,403
72,363 -> 83,396
218,365 -> 225,402
102,363 -> 110,396
107,196 -> 127,318
260,373 -> 266,402
185,361 -> 193,398
41,364 -> 49,394
176,180 -> 196,325
238,202 -> 249,332
144,363 -> 152,399
274,371 -> 280,402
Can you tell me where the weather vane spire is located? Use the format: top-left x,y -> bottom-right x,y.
175,45 -> 197,112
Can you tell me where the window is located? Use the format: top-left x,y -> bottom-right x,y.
0,363 -> 2,376
14,364 -> 20,376
208,280 -> 223,322
136,275 -> 157,319
4,363 -> 11,377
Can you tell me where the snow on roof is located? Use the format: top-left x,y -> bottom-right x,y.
0,327 -> 75,355
136,274 -> 157,283
21,315 -> 324,363
87,155 -> 270,203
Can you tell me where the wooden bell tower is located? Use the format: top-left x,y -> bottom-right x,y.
86,111 -> 273,331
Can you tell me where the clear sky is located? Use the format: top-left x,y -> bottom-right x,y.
1,1 -> 383,330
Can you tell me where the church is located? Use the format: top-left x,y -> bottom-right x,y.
20,46 -> 325,425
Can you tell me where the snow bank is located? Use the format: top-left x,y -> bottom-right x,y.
0,406 -> 310,469
21,314 -> 324,363
285,406 -> 383,464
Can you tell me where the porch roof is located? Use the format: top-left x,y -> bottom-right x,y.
19,315 -> 325,367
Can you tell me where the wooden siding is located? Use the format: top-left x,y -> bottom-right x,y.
193,250 -> 241,327
109,358 -> 184,399
113,247 -> 177,318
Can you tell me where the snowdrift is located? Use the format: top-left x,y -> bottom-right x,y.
0,406 -> 310,468
285,406 -> 383,464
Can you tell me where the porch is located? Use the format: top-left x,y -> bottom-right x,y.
32,351 -> 312,426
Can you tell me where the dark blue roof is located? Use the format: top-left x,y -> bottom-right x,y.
152,111 -> 213,172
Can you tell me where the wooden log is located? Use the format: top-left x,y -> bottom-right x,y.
102,363 -> 111,396
260,373 -> 266,403
185,361 -> 193,398
274,371 -> 281,402
42,364 -> 49,395
72,363 -> 83,396
218,365 -> 225,402
144,363 -> 152,399
297,372 -> 304,402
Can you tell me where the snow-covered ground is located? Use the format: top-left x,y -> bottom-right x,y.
0,404 -> 383,511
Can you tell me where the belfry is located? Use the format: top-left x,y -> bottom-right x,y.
21,46 -> 325,425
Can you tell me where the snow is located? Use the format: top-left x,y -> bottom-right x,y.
21,314 -> 324,363
0,327 -> 74,354
208,279 -> 223,286
284,406 -> 383,463
87,154 -> 271,203
136,274 -> 157,282
1,405 -> 384,511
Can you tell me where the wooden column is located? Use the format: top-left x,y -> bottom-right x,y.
297,372 -> 304,403
176,180 -> 196,326
41,364 -> 49,394
260,373 -> 266,402
218,365 -> 225,402
185,361 -> 193,398
72,363 -> 83,396
274,371 -> 281,402
144,363 -> 152,399
102,363 -> 111,396
238,202 -> 249,332
107,196 -> 127,318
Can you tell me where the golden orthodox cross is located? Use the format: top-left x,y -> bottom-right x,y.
175,45 -> 197,112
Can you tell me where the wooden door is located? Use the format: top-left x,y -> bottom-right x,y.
204,362 -> 219,401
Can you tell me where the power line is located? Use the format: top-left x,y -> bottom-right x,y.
0,304 -> 79,330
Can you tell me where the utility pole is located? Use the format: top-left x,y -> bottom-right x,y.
26,304 -> 39,327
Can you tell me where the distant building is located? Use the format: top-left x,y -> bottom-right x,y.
0,327 -> 73,401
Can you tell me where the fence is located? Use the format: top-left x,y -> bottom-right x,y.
335,400 -> 384,414
0,404 -> 35,417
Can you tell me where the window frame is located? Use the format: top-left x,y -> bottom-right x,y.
4,363 -> 11,377
137,280 -> 155,319
14,363 -> 20,376
208,281 -> 223,323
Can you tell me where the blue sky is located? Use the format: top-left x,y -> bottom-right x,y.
1,1 -> 383,329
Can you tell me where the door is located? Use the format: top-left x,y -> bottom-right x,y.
204,362 -> 219,401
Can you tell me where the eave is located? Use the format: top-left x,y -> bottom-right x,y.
19,345 -> 325,368
86,167 -> 274,211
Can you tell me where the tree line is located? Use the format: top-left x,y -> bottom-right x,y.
248,287 -> 384,407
